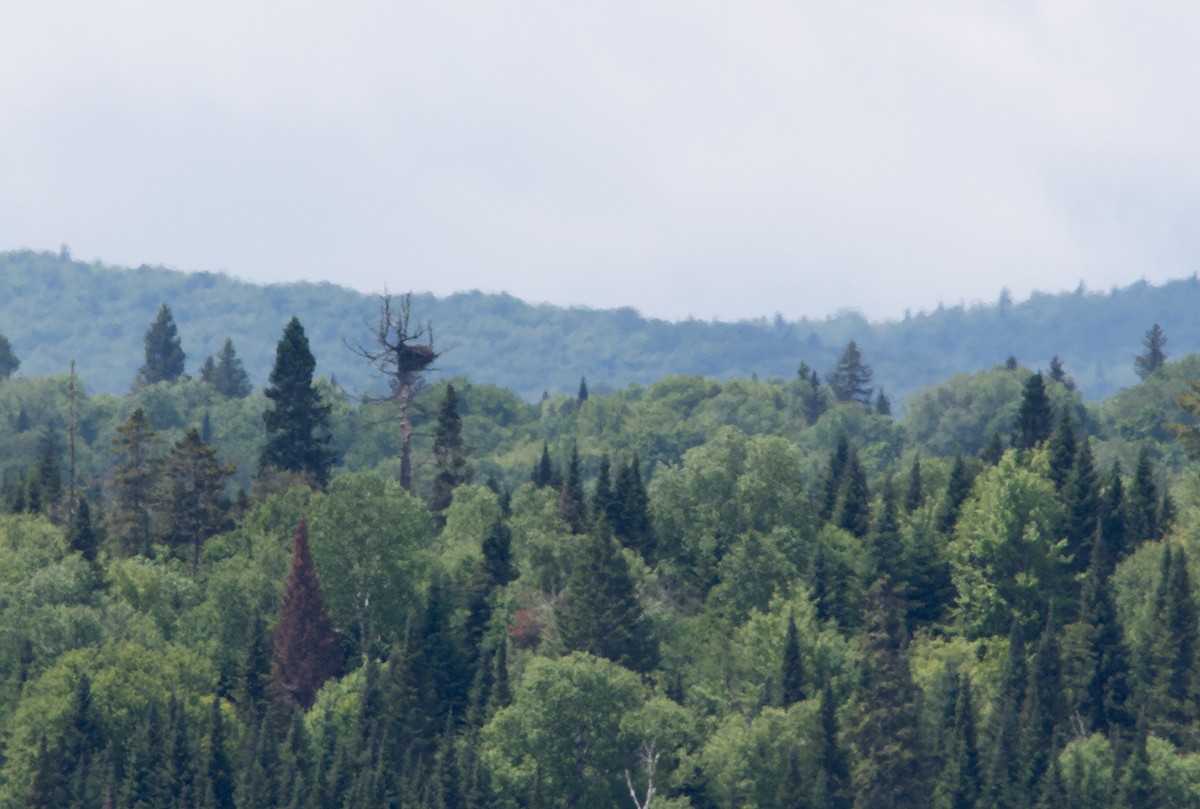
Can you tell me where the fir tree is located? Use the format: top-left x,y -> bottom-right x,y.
557,445 -> 586,534
260,317 -> 337,487
0,332 -> 18,381
1012,372 -> 1053,450
1048,355 -> 1075,391
934,673 -> 980,809
1046,410 -> 1077,492
1126,448 -> 1159,544
1019,612 -> 1065,794
591,454 -> 616,528
868,478 -> 903,580
235,611 -> 274,726
558,520 -> 659,673
936,455 -> 971,536
202,338 -> 252,398
851,578 -> 926,809
827,340 -> 874,406
1144,544 -> 1198,746
874,388 -> 891,416
1063,438 -> 1099,576
271,519 -> 343,712
986,620 -> 1026,809
530,443 -> 555,489
835,450 -> 871,539
1097,461 -> 1127,566
203,695 -> 236,809
159,427 -> 235,575
797,361 -> 828,425
904,458 -> 924,513
576,376 -> 589,403
780,610 -> 806,706
1135,324 -> 1167,379
613,455 -> 653,559
819,435 -> 851,523
814,679 -> 851,809
430,384 -> 472,515
67,496 -> 99,564
135,303 -> 187,388
979,432 -> 1005,466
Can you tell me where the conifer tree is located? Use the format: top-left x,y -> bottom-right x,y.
530,443 -> 556,489
160,427 -> 235,575
1019,612 -> 1065,794
576,376 -> 589,403
1096,461 -> 1127,566
558,520 -> 658,674
67,496 -> 99,564
260,317 -> 337,487
868,478 -> 903,579
827,340 -> 874,406
820,435 -> 851,522
271,519 -> 343,712
1012,372 -> 1053,450
904,458 -> 923,513
201,338 -> 252,398
202,695 -> 236,809
797,361 -> 828,425
814,679 -> 851,809
235,612 -> 274,726
934,673 -> 980,809
1135,324 -> 1167,379
0,332 -> 18,381
979,432 -> 1005,466
1063,438 -> 1099,576
851,578 -> 925,809
430,384 -> 472,515
780,610 -> 806,706
1048,355 -> 1075,391
1126,448 -> 1159,544
986,620 -> 1026,809
1064,540 -> 1132,741
613,455 -> 653,559
135,303 -> 187,388
936,455 -> 971,536
836,450 -> 871,539
1046,410 -> 1077,492
591,454 -> 616,527
1144,544 -> 1198,745
557,445 -> 586,534
874,389 -> 891,416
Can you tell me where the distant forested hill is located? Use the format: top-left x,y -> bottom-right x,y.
1,248 -> 1197,403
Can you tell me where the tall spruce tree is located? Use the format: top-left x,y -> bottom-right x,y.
0,332 -> 18,381
201,338 -> 252,398
558,520 -> 658,674
430,384 -> 472,515
1126,448 -> 1159,545
1012,372 -> 1053,450
135,303 -> 186,388
613,455 -> 653,559
159,427 -> 235,575
260,317 -> 337,487
110,408 -> 161,557
1135,324 -> 1167,379
271,519 -> 343,712
851,578 -> 926,809
557,445 -> 586,534
780,610 -> 806,706
827,340 -> 874,406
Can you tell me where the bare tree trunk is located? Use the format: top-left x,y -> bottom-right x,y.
399,381 -> 413,491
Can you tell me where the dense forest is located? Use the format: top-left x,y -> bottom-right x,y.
5,287 -> 1200,808
7,248 -> 1200,402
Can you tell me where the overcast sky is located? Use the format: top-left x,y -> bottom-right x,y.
3,2 -> 1199,322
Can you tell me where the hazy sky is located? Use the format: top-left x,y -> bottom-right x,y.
3,2 -> 1199,322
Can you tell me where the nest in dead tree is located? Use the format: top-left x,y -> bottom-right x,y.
396,343 -> 438,374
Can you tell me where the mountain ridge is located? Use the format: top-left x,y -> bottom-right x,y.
1,248 -> 1197,403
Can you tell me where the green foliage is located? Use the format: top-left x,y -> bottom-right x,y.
135,303 -> 187,388
261,317 -> 337,487
949,450 -> 1071,638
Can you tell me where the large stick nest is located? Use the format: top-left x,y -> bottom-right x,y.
396,343 -> 438,374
